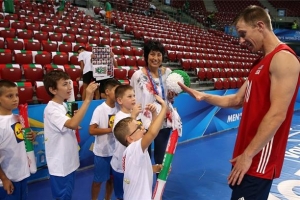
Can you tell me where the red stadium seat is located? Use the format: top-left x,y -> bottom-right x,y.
111,39 -> 122,46
26,23 -> 40,31
114,68 -> 127,80
52,52 -> 69,65
115,56 -> 126,66
33,17 -> 46,24
33,31 -> 49,41
70,22 -> 80,28
180,59 -> 190,71
134,48 -> 143,57
42,41 -> 58,52
5,14 -> 18,20
54,26 -> 67,33
14,50 -> 33,64
167,51 -> 176,62
17,30 -> 33,40
100,31 -> 110,38
213,78 -> 223,90
64,65 -> 82,81
46,19 -> 58,26
62,34 -> 76,43
123,47 -> 134,56
15,82 -> 34,104
0,49 -> 12,64
101,38 -> 110,46
69,53 -> 80,65
44,64 -> 65,73
125,56 -> 137,66
58,20 -> 70,27
22,64 -> 44,83
0,20 -> 10,28
90,30 -> 100,37
111,33 -> 120,39
122,40 -> 131,47
35,81 -> 52,104
81,23 -> 91,30
40,24 -> 54,32
0,28 -> 16,39
136,57 -> 146,67
7,38 -> 24,50
112,46 -> 123,56
66,27 -> 78,35
0,39 -> 4,49
0,64 -> 22,82
76,35 -> 88,43
79,29 -> 89,36
128,68 -> 138,79
88,37 -> 100,45
35,51 -> 52,65
49,32 -> 62,42
11,21 -> 26,29
58,42 -> 72,53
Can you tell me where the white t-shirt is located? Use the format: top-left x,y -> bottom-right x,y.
123,138 -> 152,200
44,101 -> 79,177
110,111 -> 130,173
90,102 -> 117,157
78,51 -> 93,75
130,68 -> 172,127
0,114 -> 30,186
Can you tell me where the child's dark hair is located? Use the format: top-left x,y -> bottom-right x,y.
77,46 -> 86,52
144,40 -> 165,66
104,78 -> 121,91
115,85 -> 133,99
114,117 -> 133,146
43,70 -> 70,97
0,80 -> 17,96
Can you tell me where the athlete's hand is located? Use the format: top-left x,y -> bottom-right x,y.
177,82 -> 205,101
228,153 -> 252,186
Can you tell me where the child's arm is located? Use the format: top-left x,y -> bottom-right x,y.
64,82 -> 98,130
0,167 -> 14,195
89,124 -> 112,136
141,95 -> 167,152
145,103 -> 158,121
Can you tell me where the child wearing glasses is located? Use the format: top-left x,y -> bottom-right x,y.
89,79 -> 121,200
113,94 -> 166,200
110,85 -> 157,200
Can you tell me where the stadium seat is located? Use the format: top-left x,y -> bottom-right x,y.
44,64 -> 65,73
22,64 -> 44,83
90,30 -> 100,37
111,33 -> 120,39
88,37 -> 100,45
213,78 -> 223,90
35,81 -> 52,104
40,24 -> 54,32
33,17 -> 46,24
42,41 -> 58,52
64,65 -> 82,81
66,27 -> 78,35
114,68 -> 128,80
11,21 -> 26,29
69,53 -> 80,65
79,29 -> 89,36
76,35 -> 88,43
5,14 -> 18,20
167,51 -> 176,62
125,56 -> 137,66
6,38 -> 24,50
0,28 -> 16,39
136,57 -> 146,67
62,34 -> 76,43
111,39 -> 122,47
133,48 -> 143,57
128,68 -> 138,79
17,30 -> 33,39
58,42 -> 72,53
49,32 -> 62,42
26,23 -> 40,31
101,38 -> 110,46
0,49 -> 12,64
35,51 -> 52,65
46,19 -> 58,26
33,31 -> 49,41
52,52 -> 69,65
15,82 -> 34,104
123,47 -> 134,56
100,31 -> 110,38
0,20 -> 10,28
70,22 -> 80,28
81,23 -> 91,30
122,40 -> 131,47
14,50 -> 33,64
112,46 -> 123,56
0,64 -> 22,82
54,26 -> 67,33
115,56 -> 126,66
180,59 -> 190,71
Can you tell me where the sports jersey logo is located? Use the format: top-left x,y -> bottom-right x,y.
255,65 -> 264,75
245,80 -> 252,103
11,122 -> 24,143
108,114 -> 115,128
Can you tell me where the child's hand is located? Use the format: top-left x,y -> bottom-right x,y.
26,130 -> 36,142
154,95 -> 165,106
167,90 -> 177,103
2,178 -> 14,195
152,164 -> 162,173
85,82 -> 98,101
145,103 -> 157,114
131,103 -> 142,118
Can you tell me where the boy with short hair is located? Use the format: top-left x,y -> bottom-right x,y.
0,80 -> 34,200
77,46 -> 100,100
110,85 -> 142,200
89,79 -> 121,200
43,70 -> 98,200
114,95 -> 167,200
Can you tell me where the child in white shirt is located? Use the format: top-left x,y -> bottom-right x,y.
113,95 -> 167,200
89,79 -> 121,200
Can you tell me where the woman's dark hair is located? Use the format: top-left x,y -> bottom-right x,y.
144,40 -> 165,66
